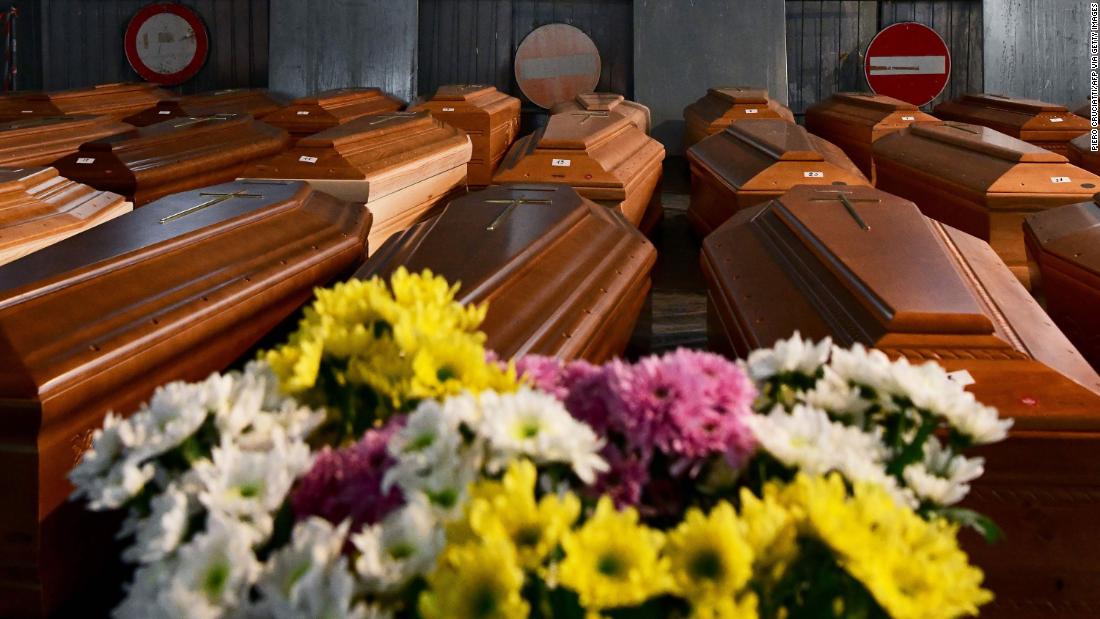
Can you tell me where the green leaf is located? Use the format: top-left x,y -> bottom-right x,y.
937,507 -> 1004,543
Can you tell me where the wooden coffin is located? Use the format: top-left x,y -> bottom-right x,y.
0,167 -> 130,266
686,119 -> 869,235
263,87 -> 405,143
492,109 -> 665,230
0,92 -> 44,121
6,82 -> 171,122
53,114 -> 290,207
0,180 -> 371,618
123,88 -> 288,127
0,115 -> 132,167
934,94 -> 1090,156
873,121 -> 1100,287
1068,131 -> 1100,175
240,110 -> 472,251
359,183 -> 655,362
683,87 -> 795,149
410,85 -> 521,186
804,92 -> 938,181
551,92 -> 651,134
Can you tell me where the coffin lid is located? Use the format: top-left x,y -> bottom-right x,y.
81,113 -> 250,152
538,109 -> 632,150
1025,199 -> 1100,277
709,87 -> 769,104
909,122 -> 1067,163
828,92 -> 919,111
574,92 -> 625,111
431,84 -> 497,101
0,115 -> 111,138
726,119 -> 825,161
297,111 -> 429,149
961,93 -> 1065,114
26,82 -> 161,101
292,87 -> 390,106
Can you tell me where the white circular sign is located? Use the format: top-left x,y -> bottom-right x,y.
134,13 -> 198,75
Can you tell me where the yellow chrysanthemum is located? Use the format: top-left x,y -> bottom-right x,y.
559,497 -> 671,612
418,536 -> 529,619
737,484 -> 798,582
689,592 -> 759,619
666,502 -> 754,608
264,336 -> 323,393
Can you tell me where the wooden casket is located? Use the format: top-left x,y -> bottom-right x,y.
359,183 -> 655,362
0,179 -> 371,618
123,88 -> 288,127
683,87 -> 795,149
873,121 -> 1100,287
1024,199 -> 1100,371
240,110 -> 472,251
409,85 -> 521,187
686,118 -> 869,235
492,109 -> 665,231
702,184 -> 1100,616
804,92 -> 938,181
934,94 -> 1090,156
551,92 -> 651,134
263,87 -> 405,143
0,167 -> 130,266
53,114 -> 290,207
1067,131 -> 1100,175
5,82 -> 171,122
0,115 -> 132,167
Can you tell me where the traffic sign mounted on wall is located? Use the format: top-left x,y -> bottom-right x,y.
124,2 -> 209,85
864,22 -> 951,107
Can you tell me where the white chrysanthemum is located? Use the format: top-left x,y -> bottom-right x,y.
386,400 -> 465,475
826,343 -> 898,395
478,387 -> 608,483
383,396 -> 484,502
69,413 -> 155,510
804,367 -> 873,423
746,331 -> 832,382
887,359 -> 1012,444
352,497 -> 443,593
232,362 -> 326,450
121,485 -> 192,564
112,561 -> 178,619
903,439 -> 985,506
130,378 -> 213,459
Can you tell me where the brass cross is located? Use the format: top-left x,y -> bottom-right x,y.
942,122 -> 980,134
808,190 -> 879,231
572,111 -> 609,124
369,112 -> 417,126
160,189 -> 264,224
170,114 -> 231,129
484,198 -> 552,230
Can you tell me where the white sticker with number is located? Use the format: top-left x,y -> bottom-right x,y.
159,110 -> 172,115
20,110 -> 31,113
551,159 -> 572,167
442,107 -> 455,112
1050,117 -> 1064,123
946,370 -> 976,386
296,111 -> 310,116
902,115 -> 915,121
804,171 -> 825,178
298,156 -> 319,164
76,157 -> 95,164
1051,176 -> 1071,184
744,108 -> 759,114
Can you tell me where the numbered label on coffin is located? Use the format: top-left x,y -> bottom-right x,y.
682,87 -> 795,149
0,115 -> 132,167
264,87 -> 405,143
934,93 -> 1091,155
11,82 -> 173,122
124,89 -> 288,127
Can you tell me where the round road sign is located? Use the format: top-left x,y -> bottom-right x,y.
864,22 -> 951,106
514,23 -> 601,109
125,3 -> 209,85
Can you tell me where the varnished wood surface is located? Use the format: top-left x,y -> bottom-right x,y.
4,82 -> 172,122
124,89 -> 289,127
1068,132 -> 1100,175
551,92 -> 651,134
0,115 -> 132,167
263,88 -> 405,143
934,94 -> 1091,156
682,87 -> 795,149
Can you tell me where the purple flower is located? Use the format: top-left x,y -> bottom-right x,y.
590,444 -> 651,508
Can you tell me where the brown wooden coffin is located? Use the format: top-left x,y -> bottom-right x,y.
359,183 -> 655,362
0,179 -> 371,618
1067,131 -> 1100,175
551,92 -> 651,134
873,121 -> 1100,287
53,114 -> 290,207
263,87 -> 405,143
123,88 -> 288,127
7,82 -> 171,122
0,115 -> 132,167
492,109 -> 665,230
804,92 -> 938,181
410,85 -> 521,187
702,183 -> 1100,616
0,92 -> 44,121
240,110 -> 471,251
683,87 -> 795,149
686,119 -> 869,235
0,167 -> 130,266
934,94 -> 1090,156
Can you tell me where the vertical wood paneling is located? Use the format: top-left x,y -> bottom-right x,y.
984,0 -> 1087,106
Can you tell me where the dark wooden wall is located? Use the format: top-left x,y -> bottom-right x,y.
785,0 -> 983,118
417,0 -> 632,105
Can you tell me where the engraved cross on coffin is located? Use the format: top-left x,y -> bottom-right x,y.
483,198 -> 552,230
808,189 -> 880,230
160,189 -> 264,223
571,111 -> 610,124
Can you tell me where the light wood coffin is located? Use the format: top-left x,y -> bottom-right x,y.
0,180 -> 372,618
359,183 -> 655,362
0,115 -> 132,167
804,92 -> 938,181
264,87 -> 405,143
6,82 -> 171,122
53,114 -> 290,207
683,87 -> 795,149
701,184 -> 1100,616
686,119 -> 869,236
240,110 -> 472,251
934,94 -> 1090,156
123,88 -> 288,127
492,109 -> 665,230
0,167 -> 131,266
1068,131 -> 1100,175
410,85 -> 521,186
873,121 -> 1100,287
551,92 -> 651,134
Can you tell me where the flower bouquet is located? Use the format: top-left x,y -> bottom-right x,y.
71,268 -> 1009,618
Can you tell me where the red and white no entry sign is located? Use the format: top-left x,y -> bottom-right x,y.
124,2 -> 209,85
864,22 -> 951,107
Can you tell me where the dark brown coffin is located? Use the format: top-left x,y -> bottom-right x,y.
123,88 -> 289,127
934,93 -> 1091,156
241,110 -> 472,251
264,87 -> 405,143
0,167 -> 130,266
682,87 -> 795,149
804,92 -> 938,181
551,92 -> 651,134
873,121 -> 1100,287
410,85 -> 521,187
492,109 -> 665,230
4,82 -> 172,122
53,114 -> 290,206
0,180 -> 371,618
686,119 -> 869,235
701,184 -> 1100,616
358,183 -> 655,362
0,115 -> 132,167
1068,131 -> 1100,175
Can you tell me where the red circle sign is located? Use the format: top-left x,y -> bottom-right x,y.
124,3 -> 209,85
864,22 -> 951,107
